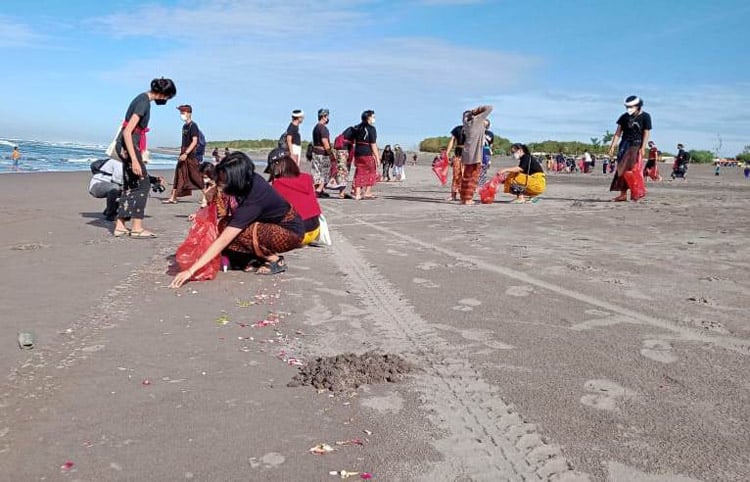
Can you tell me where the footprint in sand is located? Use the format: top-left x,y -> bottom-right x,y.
417,261 -> 440,271
386,249 -> 408,257
505,285 -> 534,297
640,339 -> 677,364
413,277 -> 440,289
452,298 -> 481,312
580,379 -> 632,411
248,452 -> 286,469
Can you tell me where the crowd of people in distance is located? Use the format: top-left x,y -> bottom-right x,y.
95,77 -> 728,286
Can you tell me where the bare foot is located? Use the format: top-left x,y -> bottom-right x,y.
611,195 -> 627,202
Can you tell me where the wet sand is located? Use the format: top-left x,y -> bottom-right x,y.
0,161 -> 748,481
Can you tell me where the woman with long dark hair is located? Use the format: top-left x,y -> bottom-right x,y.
113,77 -> 176,238
170,152 -> 303,287
352,110 -> 380,200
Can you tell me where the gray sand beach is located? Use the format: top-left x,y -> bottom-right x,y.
0,160 -> 748,481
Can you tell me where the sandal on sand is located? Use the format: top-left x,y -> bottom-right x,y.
130,230 -> 158,239
255,256 -> 286,275
113,228 -> 131,237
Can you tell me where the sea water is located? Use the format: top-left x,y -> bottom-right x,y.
0,138 -> 178,173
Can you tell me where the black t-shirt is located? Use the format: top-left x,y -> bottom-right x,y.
616,111 -> 652,145
518,154 -> 544,175
182,122 -> 200,152
227,173 -> 304,236
312,123 -> 330,153
124,93 -> 150,130
382,149 -> 394,164
286,123 -> 301,146
354,124 -> 377,156
450,125 -> 465,156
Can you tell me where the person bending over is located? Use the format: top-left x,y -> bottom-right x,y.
267,148 -> 322,245
171,152 -> 304,287
496,143 -> 546,203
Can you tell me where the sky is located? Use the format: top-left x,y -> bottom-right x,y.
0,0 -> 748,155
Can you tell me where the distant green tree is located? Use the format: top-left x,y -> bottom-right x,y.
688,150 -> 714,164
736,145 -> 750,163
590,137 -> 601,148
601,130 -> 614,145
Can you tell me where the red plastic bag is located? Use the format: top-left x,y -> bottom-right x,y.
432,152 -> 449,185
176,205 -> 220,281
478,172 -> 506,204
623,159 -> 646,201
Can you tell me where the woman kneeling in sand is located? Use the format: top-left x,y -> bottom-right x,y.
170,152 -> 304,287
496,143 -> 546,203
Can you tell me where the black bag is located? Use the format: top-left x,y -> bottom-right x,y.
305,143 -> 314,161
277,132 -> 287,150
90,158 -> 109,174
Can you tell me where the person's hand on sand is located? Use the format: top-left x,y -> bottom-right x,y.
170,269 -> 193,288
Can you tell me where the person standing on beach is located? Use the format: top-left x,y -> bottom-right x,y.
607,95 -> 651,202
11,146 -> 20,170
394,145 -> 407,181
311,108 -> 337,197
352,110 -> 380,200
479,121 -> 494,186
285,109 -> 304,165
381,145 -> 394,181
445,124 -> 465,201
211,147 -> 220,164
113,77 -> 176,238
460,105 -> 493,205
163,104 -> 205,205
644,141 -> 662,182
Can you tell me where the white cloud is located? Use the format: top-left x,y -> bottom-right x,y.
0,16 -> 45,47
478,84 -> 750,155
88,0 -> 370,40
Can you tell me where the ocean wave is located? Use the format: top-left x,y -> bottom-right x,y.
0,140 -> 18,148
64,157 -> 99,164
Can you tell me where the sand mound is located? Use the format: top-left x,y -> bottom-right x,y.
288,352 -> 412,392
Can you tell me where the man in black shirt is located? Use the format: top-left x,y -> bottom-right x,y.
164,104 -> 204,204
672,143 -> 689,179
311,108 -> 337,196
607,95 -> 652,201
445,124 -> 465,201
286,109 -> 304,165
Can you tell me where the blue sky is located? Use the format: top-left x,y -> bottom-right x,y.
1,0 -> 748,155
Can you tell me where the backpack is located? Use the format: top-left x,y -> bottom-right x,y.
90,158 -> 109,174
195,128 -> 206,159
333,126 -> 356,150
305,143 -> 314,161
277,132 -> 287,150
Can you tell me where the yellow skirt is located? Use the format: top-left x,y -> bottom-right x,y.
503,172 -> 546,197
302,227 -> 320,246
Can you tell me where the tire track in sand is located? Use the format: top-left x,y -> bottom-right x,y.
331,231 -> 591,481
329,211 -> 750,356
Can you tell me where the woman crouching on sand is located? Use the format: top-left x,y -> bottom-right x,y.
170,152 -> 304,287
496,143 -> 546,203
267,148 -> 323,245
114,77 -> 176,238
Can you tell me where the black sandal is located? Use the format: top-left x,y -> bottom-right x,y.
255,256 -> 287,275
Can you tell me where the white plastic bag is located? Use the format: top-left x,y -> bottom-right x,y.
105,124 -> 124,161
316,214 -> 332,246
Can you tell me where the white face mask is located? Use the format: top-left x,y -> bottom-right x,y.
626,107 -> 637,115
513,151 -> 522,160
180,113 -> 188,122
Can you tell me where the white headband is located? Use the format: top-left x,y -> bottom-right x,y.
624,97 -> 641,107
292,110 -> 304,118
